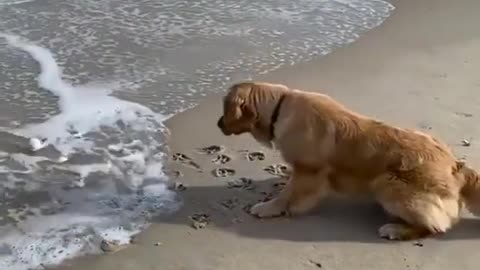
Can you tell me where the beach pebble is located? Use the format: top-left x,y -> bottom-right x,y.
29,137 -> 48,151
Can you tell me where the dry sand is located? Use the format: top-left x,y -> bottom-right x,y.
60,0 -> 480,269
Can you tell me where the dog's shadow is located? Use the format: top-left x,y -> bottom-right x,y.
154,176 -> 480,244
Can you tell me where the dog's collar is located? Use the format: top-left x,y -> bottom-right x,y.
269,94 -> 286,140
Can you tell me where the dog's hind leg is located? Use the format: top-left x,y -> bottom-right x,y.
377,197 -> 459,240
250,166 -> 330,218
374,175 -> 461,240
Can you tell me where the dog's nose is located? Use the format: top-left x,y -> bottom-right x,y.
217,117 -> 224,129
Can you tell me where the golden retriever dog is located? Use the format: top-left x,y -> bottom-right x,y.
217,81 -> 480,240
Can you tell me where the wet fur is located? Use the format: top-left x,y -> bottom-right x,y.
217,81 -> 480,240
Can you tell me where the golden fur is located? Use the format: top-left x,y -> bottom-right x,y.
217,81 -> 480,240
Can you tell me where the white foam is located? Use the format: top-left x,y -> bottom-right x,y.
2,34 -> 162,156
0,34 -> 180,270
0,0 -> 36,6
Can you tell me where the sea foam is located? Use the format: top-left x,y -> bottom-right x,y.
0,34 -> 180,270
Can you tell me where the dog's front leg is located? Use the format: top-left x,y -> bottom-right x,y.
250,166 -> 330,218
249,179 -> 293,218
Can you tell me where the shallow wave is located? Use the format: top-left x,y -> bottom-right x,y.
0,0 -> 394,119
0,34 -> 180,270
0,0 -> 37,6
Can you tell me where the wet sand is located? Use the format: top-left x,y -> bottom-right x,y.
60,0 -> 480,269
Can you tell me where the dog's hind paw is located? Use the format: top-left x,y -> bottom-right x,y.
250,200 -> 286,218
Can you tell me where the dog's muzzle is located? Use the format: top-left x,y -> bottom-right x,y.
217,116 -> 232,135
217,116 -> 225,129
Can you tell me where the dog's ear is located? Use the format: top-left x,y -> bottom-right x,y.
233,101 -> 243,120
232,99 -> 256,120
454,160 -> 466,172
225,82 -> 257,120
240,101 -> 257,120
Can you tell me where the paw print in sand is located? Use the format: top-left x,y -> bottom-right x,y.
196,145 -> 225,155
211,154 -> 231,165
172,153 -> 202,172
212,168 -> 235,177
263,163 -> 289,177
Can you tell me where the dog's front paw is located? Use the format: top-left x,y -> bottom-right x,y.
250,200 -> 286,218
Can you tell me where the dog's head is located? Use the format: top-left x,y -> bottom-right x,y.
217,82 -> 257,136
217,81 -> 288,145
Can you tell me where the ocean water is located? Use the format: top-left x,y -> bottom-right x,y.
0,0 -> 394,269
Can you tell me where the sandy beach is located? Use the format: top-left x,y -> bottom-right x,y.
54,0 -> 480,269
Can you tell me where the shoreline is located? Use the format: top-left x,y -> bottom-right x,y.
60,0 -> 480,269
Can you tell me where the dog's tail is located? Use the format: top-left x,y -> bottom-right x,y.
455,161 -> 480,216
